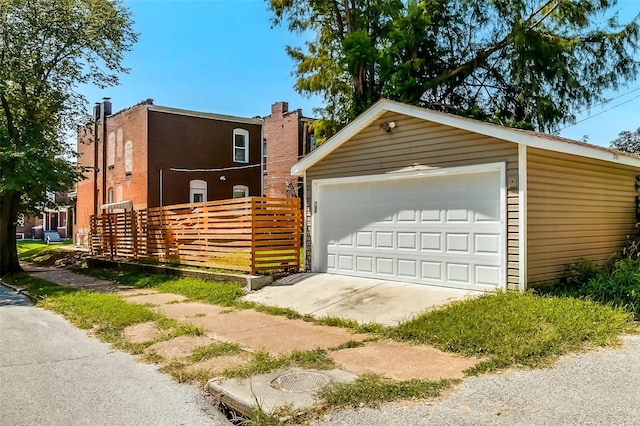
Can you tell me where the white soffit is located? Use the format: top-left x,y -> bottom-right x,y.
291,99 -> 640,175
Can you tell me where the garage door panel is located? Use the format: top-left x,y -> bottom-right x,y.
315,168 -> 504,290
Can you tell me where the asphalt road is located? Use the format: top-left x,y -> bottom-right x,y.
315,335 -> 640,426
0,286 -> 229,426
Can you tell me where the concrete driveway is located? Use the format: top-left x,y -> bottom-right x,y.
243,273 -> 482,325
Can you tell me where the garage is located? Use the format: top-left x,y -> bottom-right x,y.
293,99 -> 640,291
313,165 -> 506,291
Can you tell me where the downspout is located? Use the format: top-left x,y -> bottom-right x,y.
260,118 -> 264,196
159,169 -> 163,207
93,102 -> 100,217
100,98 -> 111,209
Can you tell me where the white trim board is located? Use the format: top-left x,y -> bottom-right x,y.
292,99 -> 640,175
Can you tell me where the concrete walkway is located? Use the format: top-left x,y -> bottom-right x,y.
8,265 -> 479,412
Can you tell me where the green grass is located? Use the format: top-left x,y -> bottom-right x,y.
189,342 -> 243,362
16,240 -> 72,262
222,349 -> 336,379
317,316 -> 389,335
42,290 -> 159,331
388,291 -> 633,373
318,373 -> 455,408
155,278 -> 245,306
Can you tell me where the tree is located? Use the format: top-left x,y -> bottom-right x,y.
610,127 -> 640,154
0,0 -> 137,275
269,0 -> 639,138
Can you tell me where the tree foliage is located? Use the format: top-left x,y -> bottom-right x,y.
269,0 -> 640,138
0,0 -> 137,275
610,127 -> 640,154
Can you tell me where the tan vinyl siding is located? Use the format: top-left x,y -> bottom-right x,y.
306,112 -> 520,289
526,147 -> 639,284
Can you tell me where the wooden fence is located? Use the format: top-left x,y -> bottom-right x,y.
90,197 -> 301,274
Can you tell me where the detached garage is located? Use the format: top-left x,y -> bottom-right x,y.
292,99 -> 640,291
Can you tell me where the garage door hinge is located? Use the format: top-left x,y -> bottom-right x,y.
314,201 -> 318,213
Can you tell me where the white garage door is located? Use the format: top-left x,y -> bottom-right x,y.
313,166 -> 505,291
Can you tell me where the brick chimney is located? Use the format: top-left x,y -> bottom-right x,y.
271,101 -> 289,116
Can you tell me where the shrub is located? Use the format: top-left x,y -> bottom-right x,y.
545,257 -> 640,320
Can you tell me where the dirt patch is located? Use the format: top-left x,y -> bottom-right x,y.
124,293 -> 187,305
124,322 -> 159,343
153,302 -> 227,320
330,340 -> 479,381
28,249 -> 88,268
147,335 -> 214,360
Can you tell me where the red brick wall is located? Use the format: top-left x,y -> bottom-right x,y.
75,103 -> 148,245
263,102 -> 302,198
146,111 -> 262,206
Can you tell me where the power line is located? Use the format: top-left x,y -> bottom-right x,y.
170,164 -> 261,172
573,86 -> 640,116
561,92 -> 640,130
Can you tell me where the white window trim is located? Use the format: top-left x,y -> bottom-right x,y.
233,185 -> 249,198
189,179 -> 207,203
233,128 -> 249,163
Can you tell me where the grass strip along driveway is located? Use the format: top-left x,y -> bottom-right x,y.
3,251 -> 637,422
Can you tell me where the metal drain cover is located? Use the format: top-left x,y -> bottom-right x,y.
270,372 -> 330,393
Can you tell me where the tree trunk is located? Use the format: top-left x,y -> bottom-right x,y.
0,191 -> 23,276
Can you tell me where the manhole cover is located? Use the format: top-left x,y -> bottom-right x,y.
270,372 -> 330,393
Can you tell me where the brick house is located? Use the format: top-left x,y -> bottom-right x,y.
262,102 -> 315,199
75,99 -> 263,246
16,192 -> 74,240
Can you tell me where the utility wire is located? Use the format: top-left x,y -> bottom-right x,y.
573,87 -> 640,116
561,93 -> 640,130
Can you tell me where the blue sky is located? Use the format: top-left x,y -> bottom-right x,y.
79,0 -> 639,148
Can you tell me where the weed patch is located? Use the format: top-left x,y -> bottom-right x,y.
388,291 -> 633,373
189,342 -> 243,362
223,349 -> 335,379
543,258 -> 640,319
318,373 -> 454,408
317,316 -> 388,335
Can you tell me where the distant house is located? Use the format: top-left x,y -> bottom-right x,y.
16,192 -> 75,240
293,99 -> 640,292
262,101 -> 316,200
75,99 -> 263,246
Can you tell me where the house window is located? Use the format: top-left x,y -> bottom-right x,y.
233,128 -> 249,163
263,139 -> 267,172
233,185 -> 249,198
190,179 -> 207,203
107,187 -> 114,204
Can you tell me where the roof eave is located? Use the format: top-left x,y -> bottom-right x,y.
291,99 -> 640,175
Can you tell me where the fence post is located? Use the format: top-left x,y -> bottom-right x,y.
131,210 -> 138,258
250,198 -> 257,275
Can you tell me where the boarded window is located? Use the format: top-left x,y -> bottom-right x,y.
124,141 -> 133,175
116,128 -> 124,158
107,187 -> 114,204
190,180 -> 207,203
233,185 -> 249,198
107,132 -> 115,168
116,185 -> 123,202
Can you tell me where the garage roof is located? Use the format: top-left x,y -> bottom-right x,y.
292,99 -> 640,176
